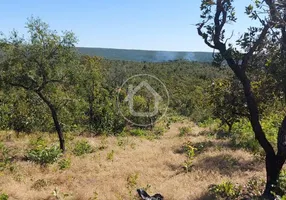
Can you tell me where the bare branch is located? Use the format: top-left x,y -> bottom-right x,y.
224,31 -> 234,45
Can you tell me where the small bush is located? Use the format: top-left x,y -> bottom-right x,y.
117,137 -> 128,148
26,146 -> 62,165
198,130 -> 216,137
182,159 -> 193,173
130,129 -> 147,137
278,169 -> 286,195
31,179 -> 48,191
106,150 -> 115,161
243,177 -> 264,197
73,140 -> 93,156
198,118 -> 220,129
58,158 -> 71,170
0,193 -> 8,200
179,126 -> 192,137
29,136 -> 47,149
192,141 -> 213,154
208,181 -> 242,200
126,173 -> 139,199
152,126 -> 165,135
0,143 -> 13,171
181,141 -> 196,173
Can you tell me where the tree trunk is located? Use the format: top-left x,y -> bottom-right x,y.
263,154 -> 286,198
36,92 -> 65,152
225,120 -> 232,133
224,56 -> 280,198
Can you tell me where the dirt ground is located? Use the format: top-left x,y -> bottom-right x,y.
0,121 -> 266,200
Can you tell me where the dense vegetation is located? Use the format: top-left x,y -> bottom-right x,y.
0,18 -> 227,141
77,47 -> 214,62
1,0 -> 286,197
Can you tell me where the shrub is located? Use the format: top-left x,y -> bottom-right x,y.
182,159 -> 193,173
209,181 -> 242,200
26,146 -> 62,165
58,158 -> 71,170
31,179 -> 48,191
230,119 -> 261,154
152,126 -> 165,135
244,177 -> 264,197
106,150 -> 115,161
198,118 -> 220,129
0,143 -> 12,171
179,126 -> 192,137
192,141 -> 213,154
29,136 -> 48,149
0,193 -> 8,200
278,169 -> 286,195
181,141 -> 197,173
126,173 -> 139,199
129,129 -> 147,137
72,140 -> 93,156
183,142 -> 196,159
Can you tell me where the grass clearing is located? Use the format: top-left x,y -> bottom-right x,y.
0,122 -> 271,199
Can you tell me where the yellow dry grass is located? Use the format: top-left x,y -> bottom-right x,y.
0,122 -> 266,200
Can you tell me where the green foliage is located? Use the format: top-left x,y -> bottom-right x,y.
0,193 -> 8,200
129,129 -> 147,137
58,158 -> 71,170
244,177 -> 265,197
26,146 -> 62,165
178,126 -> 192,137
278,170 -> 286,195
0,17 -> 80,150
0,143 -> 13,171
126,173 -> 139,199
29,136 -> 48,149
229,113 -> 283,154
106,150 -> 115,161
192,141 -> 213,154
209,181 -> 242,200
182,141 -> 197,173
208,78 -> 246,132
72,140 -> 93,156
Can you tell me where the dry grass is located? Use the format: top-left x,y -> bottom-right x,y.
0,122 -> 266,200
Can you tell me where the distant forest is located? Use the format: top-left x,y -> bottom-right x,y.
77,47 -> 214,62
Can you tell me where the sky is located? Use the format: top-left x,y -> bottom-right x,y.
0,0 -> 260,52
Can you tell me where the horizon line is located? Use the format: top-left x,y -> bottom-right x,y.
76,46 -> 213,53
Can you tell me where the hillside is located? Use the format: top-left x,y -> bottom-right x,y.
0,121 -> 265,200
77,47 -> 214,62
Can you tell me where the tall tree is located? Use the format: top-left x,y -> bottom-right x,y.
0,17 -> 79,152
197,0 -> 286,198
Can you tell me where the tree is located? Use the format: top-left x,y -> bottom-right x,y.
77,56 -> 103,131
197,0 -> 286,198
0,17 -> 79,152
209,78 -> 246,133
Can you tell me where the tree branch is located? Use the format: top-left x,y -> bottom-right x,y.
8,82 -> 31,91
197,22 -> 216,49
241,23 -> 270,70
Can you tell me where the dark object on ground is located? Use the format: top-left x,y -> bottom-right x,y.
137,189 -> 164,200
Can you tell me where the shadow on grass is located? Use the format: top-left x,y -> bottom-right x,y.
193,153 -> 261,176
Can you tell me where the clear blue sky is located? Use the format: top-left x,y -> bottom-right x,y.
0,0 -> 258,52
